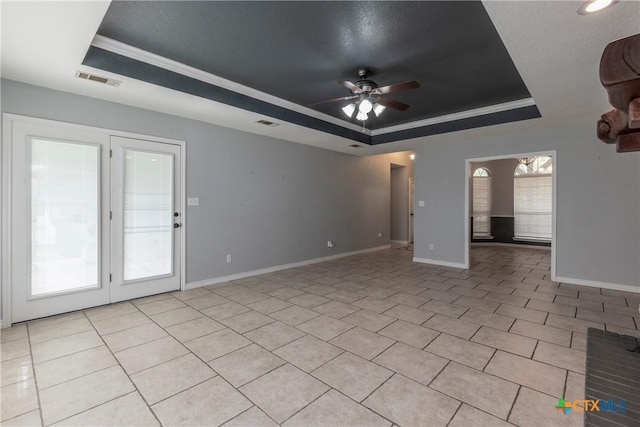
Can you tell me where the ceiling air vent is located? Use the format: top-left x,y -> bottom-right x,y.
256,119 -> 279,127
75,71 -> 121,87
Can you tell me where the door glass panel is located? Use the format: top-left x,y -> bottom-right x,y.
30,139 -> 99,296
123,150 -> 174,281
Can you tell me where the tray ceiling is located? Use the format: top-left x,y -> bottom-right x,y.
84,1 -> 539,145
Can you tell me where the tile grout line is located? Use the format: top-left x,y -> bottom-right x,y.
505,385 -> 522,422
85,309 -> 166,426
50,391 -> 141,426
426,359 -> 452,388
25,321 -> 45,427
481,348 -> 498,372
277,388 -> 334,425
561,368 -> 570,400
444,400 -> 464,427
427,369 -> 517,423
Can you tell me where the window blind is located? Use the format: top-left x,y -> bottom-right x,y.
514,175 -> 552,240
472,176 -> 491,236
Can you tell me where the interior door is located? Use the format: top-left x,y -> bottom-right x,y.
110,136 -> 182,302
9,120 -> 111,323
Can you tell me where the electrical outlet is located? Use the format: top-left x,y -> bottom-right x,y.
327,240 -> 334,248
226,254 -> 232,263
377,232 -> 383,238
418,201 -> 425,207
429,243 -> 434,250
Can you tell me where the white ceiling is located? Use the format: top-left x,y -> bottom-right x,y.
2,1 -> 638,156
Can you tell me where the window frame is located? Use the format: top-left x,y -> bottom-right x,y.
472,167 -> 492,238
513,157 -> 553,241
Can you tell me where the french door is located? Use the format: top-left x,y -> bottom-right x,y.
110,136 -> 181,302
8,118 -> 182,323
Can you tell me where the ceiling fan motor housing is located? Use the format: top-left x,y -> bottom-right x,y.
354,80 -> 378,93
353,68 -> 378,95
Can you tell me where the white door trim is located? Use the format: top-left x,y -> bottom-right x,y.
464,150 -> 557,281
1,113 -> 187,327
408,177 -> 414,244
110,136 -> 182,301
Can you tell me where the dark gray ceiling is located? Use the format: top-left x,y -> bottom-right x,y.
86,1 -> 539,143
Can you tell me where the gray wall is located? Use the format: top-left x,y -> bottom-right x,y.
1,80 -> 409,323
414,118 -> 640,287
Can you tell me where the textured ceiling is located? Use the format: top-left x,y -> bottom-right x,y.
87,1 -> 537,139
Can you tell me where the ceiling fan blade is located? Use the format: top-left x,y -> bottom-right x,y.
377,80 -> 420,94
308,94 -> 358,107
339,80 -> 361,92
378,97 -> 410,111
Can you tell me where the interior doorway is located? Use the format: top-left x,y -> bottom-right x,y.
465,151 -> 557,279
390,164 -> 410,245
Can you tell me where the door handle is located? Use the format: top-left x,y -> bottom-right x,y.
173,223 -> 181,228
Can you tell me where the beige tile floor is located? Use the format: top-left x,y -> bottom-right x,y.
1,246 -> 638,426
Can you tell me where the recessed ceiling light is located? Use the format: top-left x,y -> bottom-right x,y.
577,0 -> 617,15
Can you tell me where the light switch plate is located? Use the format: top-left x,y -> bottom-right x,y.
187,197 -> 200,206
418,201 -> 425,207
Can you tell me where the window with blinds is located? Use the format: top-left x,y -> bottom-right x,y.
514,156 -> 552,240
472,168 -> 491,237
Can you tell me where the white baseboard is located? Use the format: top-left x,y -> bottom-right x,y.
412,257 -> 467,269
554,276 -> 640,293
471,242 -> 551,251
186,245 -> 391,290
391,240 -> 410,245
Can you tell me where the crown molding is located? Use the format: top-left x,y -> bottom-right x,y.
91,35 -> 369,135
372,98 -> 536,136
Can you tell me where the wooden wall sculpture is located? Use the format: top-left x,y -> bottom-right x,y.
597,33 -> 640,152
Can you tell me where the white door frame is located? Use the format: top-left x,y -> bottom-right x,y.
1,113 -> 187,327
110,136 -> 182,302
408,177 -> 414,243
464,150 -> 557,281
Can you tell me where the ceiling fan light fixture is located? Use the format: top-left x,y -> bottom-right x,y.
518,156 -> 536,166
311,70 -> 418,122
359,98 -> 373,114
342,103 -> 356,118
373,103 -> 386,117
